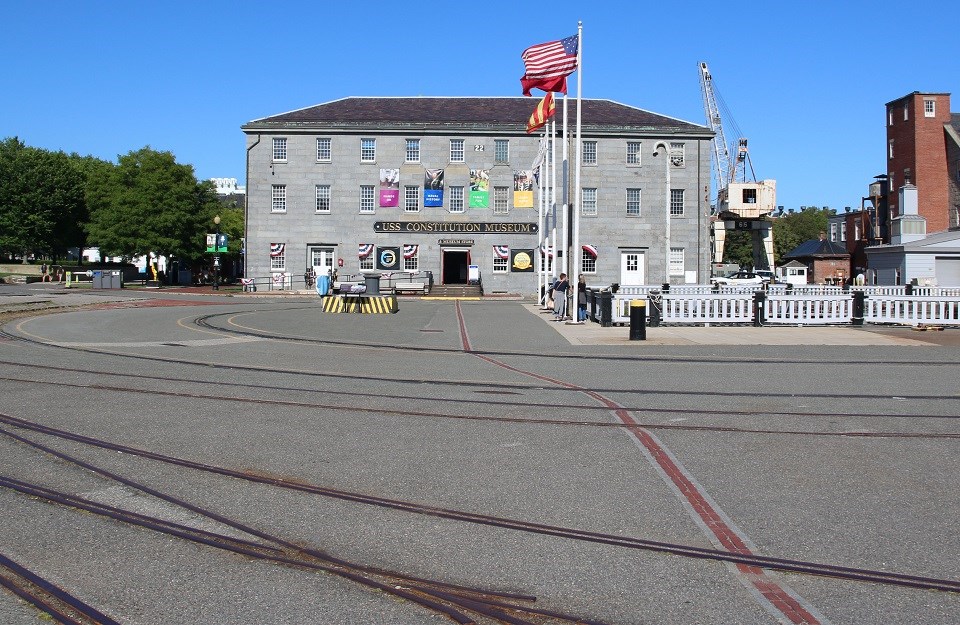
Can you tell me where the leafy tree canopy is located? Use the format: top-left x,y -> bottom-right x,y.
86,147 -> 220,262
0,137 -> 86,259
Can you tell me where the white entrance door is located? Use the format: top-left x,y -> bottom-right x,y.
620,251 -> 645,285
310,247 -> 336,278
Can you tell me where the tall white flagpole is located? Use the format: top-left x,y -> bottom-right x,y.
550,118 -> 557,285
561,93 -> 569,286
535,134 -> 546,304
571,22 -> 583,323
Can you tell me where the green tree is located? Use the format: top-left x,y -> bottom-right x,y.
85,147 -> 220,264
0,137 -> 86,262
772,207 -> 831,264
721,230 -> 753,268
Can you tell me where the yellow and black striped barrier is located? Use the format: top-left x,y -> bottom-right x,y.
321,294 -> 398,314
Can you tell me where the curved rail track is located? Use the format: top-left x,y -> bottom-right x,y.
1,299 -> 958,625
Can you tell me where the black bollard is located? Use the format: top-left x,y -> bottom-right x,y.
629,300 -> 647,340
852,290 -> 865,326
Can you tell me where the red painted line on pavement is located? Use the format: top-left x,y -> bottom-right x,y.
461,322 -> 824,624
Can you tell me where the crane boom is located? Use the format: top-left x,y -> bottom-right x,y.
698,61 -> 731,198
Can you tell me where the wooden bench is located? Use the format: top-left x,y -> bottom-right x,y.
394,281 -> 427,294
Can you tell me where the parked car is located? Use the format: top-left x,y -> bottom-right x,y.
711,271 -> 766,286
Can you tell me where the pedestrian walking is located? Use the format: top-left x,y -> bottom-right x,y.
552,273 -> 569,320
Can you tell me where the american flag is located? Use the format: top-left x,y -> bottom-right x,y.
521,34 -> 578,95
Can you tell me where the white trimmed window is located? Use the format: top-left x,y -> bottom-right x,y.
904,104 -> 909,121
404,185 -> 420,213
271,185 -> 286,213
582,141 -> 597,165
581,187 -> 597,215
670,142 -> 685,167
669,247 -> 684,276
888,109 -> 893,126
272,138 -> 287,161
581,250 -> 596,274
450,139 -> 465,163
449,186 -> 465,213
626,141 -> 641,165
830,223 -> 838,241
888,140 -> 894,159
270,245 -> 285,270
494,139 -> 509,164
841,222 -> 847,242
316,138 -> 331,162
403,246 -> 419,271
360,185 -> 375,213
670,189 -> 685,216
315,185 -> 331,213
361,138 -> 376,163
493,186 -> 509,214
924,99 -> 936,117
405,139 -> 420,163
626,188 -> 641,216
359,249 -> 374,271
493,248 -> 508,273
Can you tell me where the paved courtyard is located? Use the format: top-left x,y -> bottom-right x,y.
0,283 -> 957,625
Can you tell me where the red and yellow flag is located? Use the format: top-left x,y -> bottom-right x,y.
526,92 -> 556,134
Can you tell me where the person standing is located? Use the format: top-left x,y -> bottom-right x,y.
553,273 -> 569,320
577,274 -> 588,321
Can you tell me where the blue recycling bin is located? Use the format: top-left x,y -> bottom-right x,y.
316,274 -> 330,296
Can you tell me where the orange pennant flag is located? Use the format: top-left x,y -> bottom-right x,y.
526,92 -> 555,134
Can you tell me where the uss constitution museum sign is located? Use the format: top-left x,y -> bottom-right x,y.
374,221 -> 538,234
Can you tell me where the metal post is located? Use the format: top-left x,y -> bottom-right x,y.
753,290 -> 767,327
629,300 -> 647,340
213,215 -> 221,291
852,291 -> 865,326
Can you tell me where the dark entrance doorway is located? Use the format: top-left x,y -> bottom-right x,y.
441,249 -> 470,284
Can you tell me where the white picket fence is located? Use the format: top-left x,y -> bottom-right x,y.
606,288 -> 960,327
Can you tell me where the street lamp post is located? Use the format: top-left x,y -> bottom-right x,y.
213,215 -> 221,291
654,143 -> 671,285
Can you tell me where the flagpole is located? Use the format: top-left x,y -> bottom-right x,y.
536,133 -> 546,304
561,93 -> 570,293
570,22 -> 583,323
550,118 -> 557,287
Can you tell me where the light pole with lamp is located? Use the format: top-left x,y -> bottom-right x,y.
653,143 -> 671,286
213,214 -> 221,291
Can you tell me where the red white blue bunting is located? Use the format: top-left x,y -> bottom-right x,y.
270,243 -> 285,257
582,244 -> 598,258
358,243 -> 374,258
403,244 -> 419,259
493,245 -> 510,259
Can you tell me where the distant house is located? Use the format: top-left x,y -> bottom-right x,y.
775,260 -> 808,285
783,233 -> 850,284
865,228 -> 960,286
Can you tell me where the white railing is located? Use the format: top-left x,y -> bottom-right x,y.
864,297 -> 960,326
603,287 -> 960,327
663,295 -> 754,324
764,296 -> 852,325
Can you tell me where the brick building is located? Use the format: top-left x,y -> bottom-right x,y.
241,97 -> 713,293
884,92 -> 960,233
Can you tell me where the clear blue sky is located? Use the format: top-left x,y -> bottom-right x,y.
2,1 -> 956,212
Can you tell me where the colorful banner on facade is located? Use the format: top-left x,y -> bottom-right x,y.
380,169 -> 399,207
424,169 -> 444,207
376,246 -> 401,270
511,248 -> 535,272
469,169 -> 489,208
513,170 -> 534,208
358,243 -> 374,258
